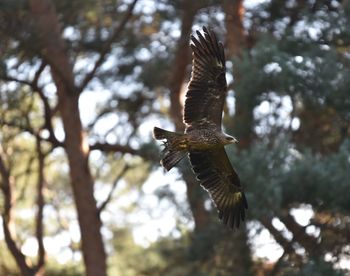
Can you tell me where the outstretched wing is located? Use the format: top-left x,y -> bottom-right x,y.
189,148 -> 248,229
184,27 -> 227,130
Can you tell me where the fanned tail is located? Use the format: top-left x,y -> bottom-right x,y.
153,127 -> 187,171
153,127 -> 177,140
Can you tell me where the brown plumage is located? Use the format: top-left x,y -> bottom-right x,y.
153,27 -> 247,229
185,27 -> 227,130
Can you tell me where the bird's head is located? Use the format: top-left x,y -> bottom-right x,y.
223,134 -> 238,145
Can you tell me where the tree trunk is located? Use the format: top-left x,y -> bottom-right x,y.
182,165 -> 210,231
28,1 -> 107,275
223,0 -> 254,150
223,0 -> 246,58
168,4 -> 211,231
168,6 -> 195,132
222,2 -> 253,275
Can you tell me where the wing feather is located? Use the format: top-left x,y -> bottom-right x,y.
184,27 -> 227,130
189,148 -> 248,229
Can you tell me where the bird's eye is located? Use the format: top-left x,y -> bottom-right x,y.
226,137 -> 233,141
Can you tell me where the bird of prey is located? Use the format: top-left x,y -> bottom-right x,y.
153,27 -> 247,229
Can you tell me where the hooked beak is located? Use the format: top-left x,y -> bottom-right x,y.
226,135 -> 238,144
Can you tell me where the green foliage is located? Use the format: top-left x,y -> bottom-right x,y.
228,141 -> 287,218
228,137 -> 350,220
109,227 -> 175,276
283,257 -> 346,276
282,140 -> 350,212
0,241 -> 18,275
45,259 -> 84,276
1,0 -> 350,275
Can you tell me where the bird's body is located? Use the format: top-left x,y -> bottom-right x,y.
186,128 -> 236,148
153,27 -> 247,229
160,129 -> 234,151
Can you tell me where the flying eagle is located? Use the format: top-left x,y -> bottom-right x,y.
153,27 -> 247,229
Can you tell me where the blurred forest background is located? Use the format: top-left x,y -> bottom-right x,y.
1,0 -> 350,275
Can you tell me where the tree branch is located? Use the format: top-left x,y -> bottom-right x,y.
1,62 -> 62,148
265,213 -> 319,276
262,217 -> 297,276
89,141 -> 155,160
0,145 -> 33,276
1,75 -> 32,86
33,137 -> 46,275
77,0 -> 139,93
0,119 -> 154,162
0,119 -> 64,149
32,62 -> 62,147
98,163 -> 130,214
33,62 -> 47,85
261,217 -> 295,254
35,88 -> 61,147
280,213 -> 319,256
90,142 -> 138,154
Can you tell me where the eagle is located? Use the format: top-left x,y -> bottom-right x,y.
153,27 -> 247,229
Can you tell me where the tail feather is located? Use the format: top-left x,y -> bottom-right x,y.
153,127 -> 179,140
153,127 -> 187,171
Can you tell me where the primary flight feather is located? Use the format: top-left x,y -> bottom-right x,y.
153,27 -> 247,229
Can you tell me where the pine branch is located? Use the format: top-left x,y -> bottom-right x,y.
1,63 -> 62,148
98,163 -> 130,214
77,0 -> 139,93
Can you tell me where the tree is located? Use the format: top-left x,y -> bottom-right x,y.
0,0 -> 141,275
0,0 -> 350,275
